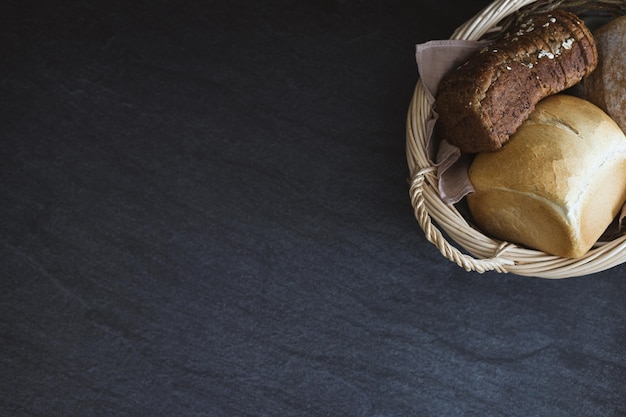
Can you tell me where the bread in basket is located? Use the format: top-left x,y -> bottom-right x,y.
406,0 -> 626,278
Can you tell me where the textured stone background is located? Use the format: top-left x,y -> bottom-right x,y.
2,1 -> 625,416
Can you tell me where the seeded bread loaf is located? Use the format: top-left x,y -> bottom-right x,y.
435,10 -> 598,153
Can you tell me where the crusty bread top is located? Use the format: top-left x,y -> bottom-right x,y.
469,95 -> 624,203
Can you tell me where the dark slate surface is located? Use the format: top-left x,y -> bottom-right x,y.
2,1 -> 625,416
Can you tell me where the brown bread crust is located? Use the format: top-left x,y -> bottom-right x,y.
580,15 -> 626,135
435,10 -> 598,154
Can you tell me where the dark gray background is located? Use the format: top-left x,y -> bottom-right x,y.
2,1 -> 625,416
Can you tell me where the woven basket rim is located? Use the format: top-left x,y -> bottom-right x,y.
406,0 -> 626,278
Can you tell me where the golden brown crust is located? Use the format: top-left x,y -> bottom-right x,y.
467,95 -> 626,258
435,10 -> 598,154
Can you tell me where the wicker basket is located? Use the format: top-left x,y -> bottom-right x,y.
406,0 -> 626,278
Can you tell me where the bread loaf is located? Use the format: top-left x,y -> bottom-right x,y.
436,10 -> 598,154
467,95 -> 626,258
580,15 -> 626,134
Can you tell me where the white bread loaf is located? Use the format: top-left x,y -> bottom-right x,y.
467,95 -> 626,258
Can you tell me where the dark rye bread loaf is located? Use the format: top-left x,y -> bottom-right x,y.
435,10 -> 598,153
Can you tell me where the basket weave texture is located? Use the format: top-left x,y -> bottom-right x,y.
407,0 -> 626,278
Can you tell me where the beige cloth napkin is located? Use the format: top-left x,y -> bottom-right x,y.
415,40 -> 489,204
